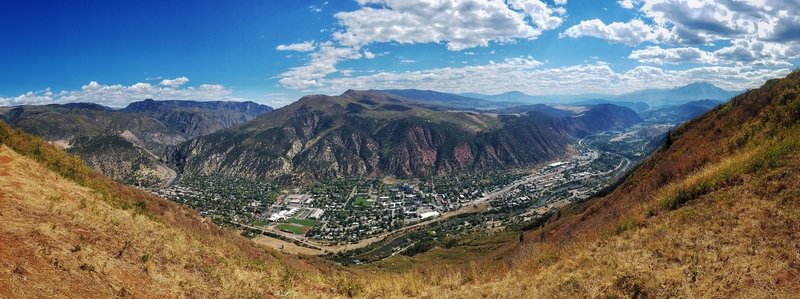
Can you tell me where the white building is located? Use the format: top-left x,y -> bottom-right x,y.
419,211 -> 440,220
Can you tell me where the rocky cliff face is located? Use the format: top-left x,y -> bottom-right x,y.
121,99 -> 273,138
1,100 -> 272,186
170,91 -> 640,181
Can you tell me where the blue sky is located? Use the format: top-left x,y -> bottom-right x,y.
1,0 -> 797,107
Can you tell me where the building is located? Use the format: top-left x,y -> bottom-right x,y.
308,208 -> 324,219
419,211 -> 440,220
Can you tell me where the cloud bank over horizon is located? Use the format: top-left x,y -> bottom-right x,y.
1,0 -> 797,107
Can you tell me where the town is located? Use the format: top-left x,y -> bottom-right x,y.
149,126 -> 660,250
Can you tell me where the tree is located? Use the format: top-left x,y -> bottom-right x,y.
664,130 -> 674,149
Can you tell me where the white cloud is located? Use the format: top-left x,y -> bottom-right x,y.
713,39 -> 800,67
308,1 -> 329,13
629,46 -> 718,64
561,19 -> 671,46
363,49 -> 376,59
0,79 -> 243,108
277,0 -> 567,90
630,39 -> 800,66
333,0 -> 565,51
284,55 -> 788,96
277,43 -> 364,89
599,0 -> 800,45
617,0 -> 639,9
564,0 -> 800,66
158,76 -> 190,87
276,41 -> 316,52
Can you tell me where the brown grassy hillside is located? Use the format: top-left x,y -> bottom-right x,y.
0,121 -> 353,298
351,71 -> 800,297
3,70 -> 800,298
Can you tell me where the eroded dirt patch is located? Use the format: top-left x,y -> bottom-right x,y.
0,155 -> 11,176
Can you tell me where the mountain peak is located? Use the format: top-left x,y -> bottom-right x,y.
676,82 -> 726,92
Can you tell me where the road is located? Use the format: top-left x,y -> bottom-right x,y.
248,148 -> 603,254
249,133 -> 620,255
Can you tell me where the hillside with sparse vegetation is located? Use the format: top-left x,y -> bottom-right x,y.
2,70 -> 800,298
0,121 -> 356,298
341,70 -> 800,297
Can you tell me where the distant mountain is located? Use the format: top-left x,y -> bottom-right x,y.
642,99 -> 723,123
463,83 -> 740,107
1,104 -> 183,186
1,100 -> 272,186
478,71 -> 800,298
492,103 -> 577,118
377,89 -> 516,109
558,104 -> 643,134
573,99 -> 651,113
608,82 -> 739,106
121,99 -> 273,138
462,91 -> 608,104
461,91 -> 530,103
169,90 -> 641,181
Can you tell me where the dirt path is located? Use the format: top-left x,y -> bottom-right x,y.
252,236 -> 324,255
0,155 -> 12,176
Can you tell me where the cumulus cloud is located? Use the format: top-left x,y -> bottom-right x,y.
287,56 -> 788,96
610,0 -> 800,44
363,49 -> 376,59
333,0 -> 565,51
630,39 -> 800,66
158,76 -> 190,87
278,43 -> 364,89
0,79 -> 242,108
617,0 -> 639,9
629,46 -> 718,64
564,0 -> 800,66
278,0 -> 567,90
276,41 -> 316,52
713,39 -> 800,67
561,19 -> 671,46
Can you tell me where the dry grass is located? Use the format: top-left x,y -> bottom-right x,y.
2,72 -> 800,298
0,141 -> 353,298
0,146 -> 270,297
349,134 -> 800,298
346,71 -> 800,297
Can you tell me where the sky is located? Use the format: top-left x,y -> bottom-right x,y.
0,0 -> 798,108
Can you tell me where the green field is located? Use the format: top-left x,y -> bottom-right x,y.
253,219 -> 268,227
353,196 -> 372,207
288,218 -> 318,227
277,224 -> 306,234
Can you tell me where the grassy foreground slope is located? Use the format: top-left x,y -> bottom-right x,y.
2,69 -> 800,298
0,121 -> 358,298
354,71 -> 800,297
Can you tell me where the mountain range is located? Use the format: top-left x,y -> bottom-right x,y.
378,89 -> 518,109
1,70 -> 798,298
463,82 -> 741,107
0,100 -> 272,186
641,99 -> 723,123
168,90 -> 642,181
0,82 -> 730,187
